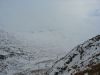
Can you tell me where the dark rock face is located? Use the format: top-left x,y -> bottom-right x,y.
91,35 -> 100,41
0,55 -> 6,60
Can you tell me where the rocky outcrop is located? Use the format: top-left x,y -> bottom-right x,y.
48,35 -> 100,75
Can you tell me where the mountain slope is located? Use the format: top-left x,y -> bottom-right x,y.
48,35 -> 100,75
0,30 -> 36,75
0,29 -> 56,75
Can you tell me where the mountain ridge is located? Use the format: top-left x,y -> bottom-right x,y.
48,35 -> 100,75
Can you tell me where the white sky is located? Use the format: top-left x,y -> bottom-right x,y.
0,0 -> 100,53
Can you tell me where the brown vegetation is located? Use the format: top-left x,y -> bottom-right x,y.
74,63 -> 100,75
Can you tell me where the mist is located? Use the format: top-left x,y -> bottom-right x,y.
0,0 -> 100,52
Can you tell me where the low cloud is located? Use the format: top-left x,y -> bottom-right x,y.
0,0 -> 100,50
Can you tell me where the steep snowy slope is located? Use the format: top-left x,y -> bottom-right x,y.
48,35 -> 100,75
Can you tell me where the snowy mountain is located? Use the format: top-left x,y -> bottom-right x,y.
0,30 -> 56,75
0,28 -> 100,75
48,35 -> 100,75
0,29 -> 37,75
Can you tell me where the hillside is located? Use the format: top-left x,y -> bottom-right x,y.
0,30 -> 55,75
48,35 -> 100,75
0,29 -> 37,75
0,29 -> 100,75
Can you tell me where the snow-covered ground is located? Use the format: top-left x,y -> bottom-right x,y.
0,29 -> 64,75
48,35 -> 100,75
0,29 -> 100,75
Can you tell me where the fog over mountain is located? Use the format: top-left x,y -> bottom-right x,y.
0,0 -> 100,51
0,0 -> 100,75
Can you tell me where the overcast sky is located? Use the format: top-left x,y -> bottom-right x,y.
0,0 -> 100,53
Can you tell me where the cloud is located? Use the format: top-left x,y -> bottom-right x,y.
89,9 -> 100,16
0,0 -> 100,50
